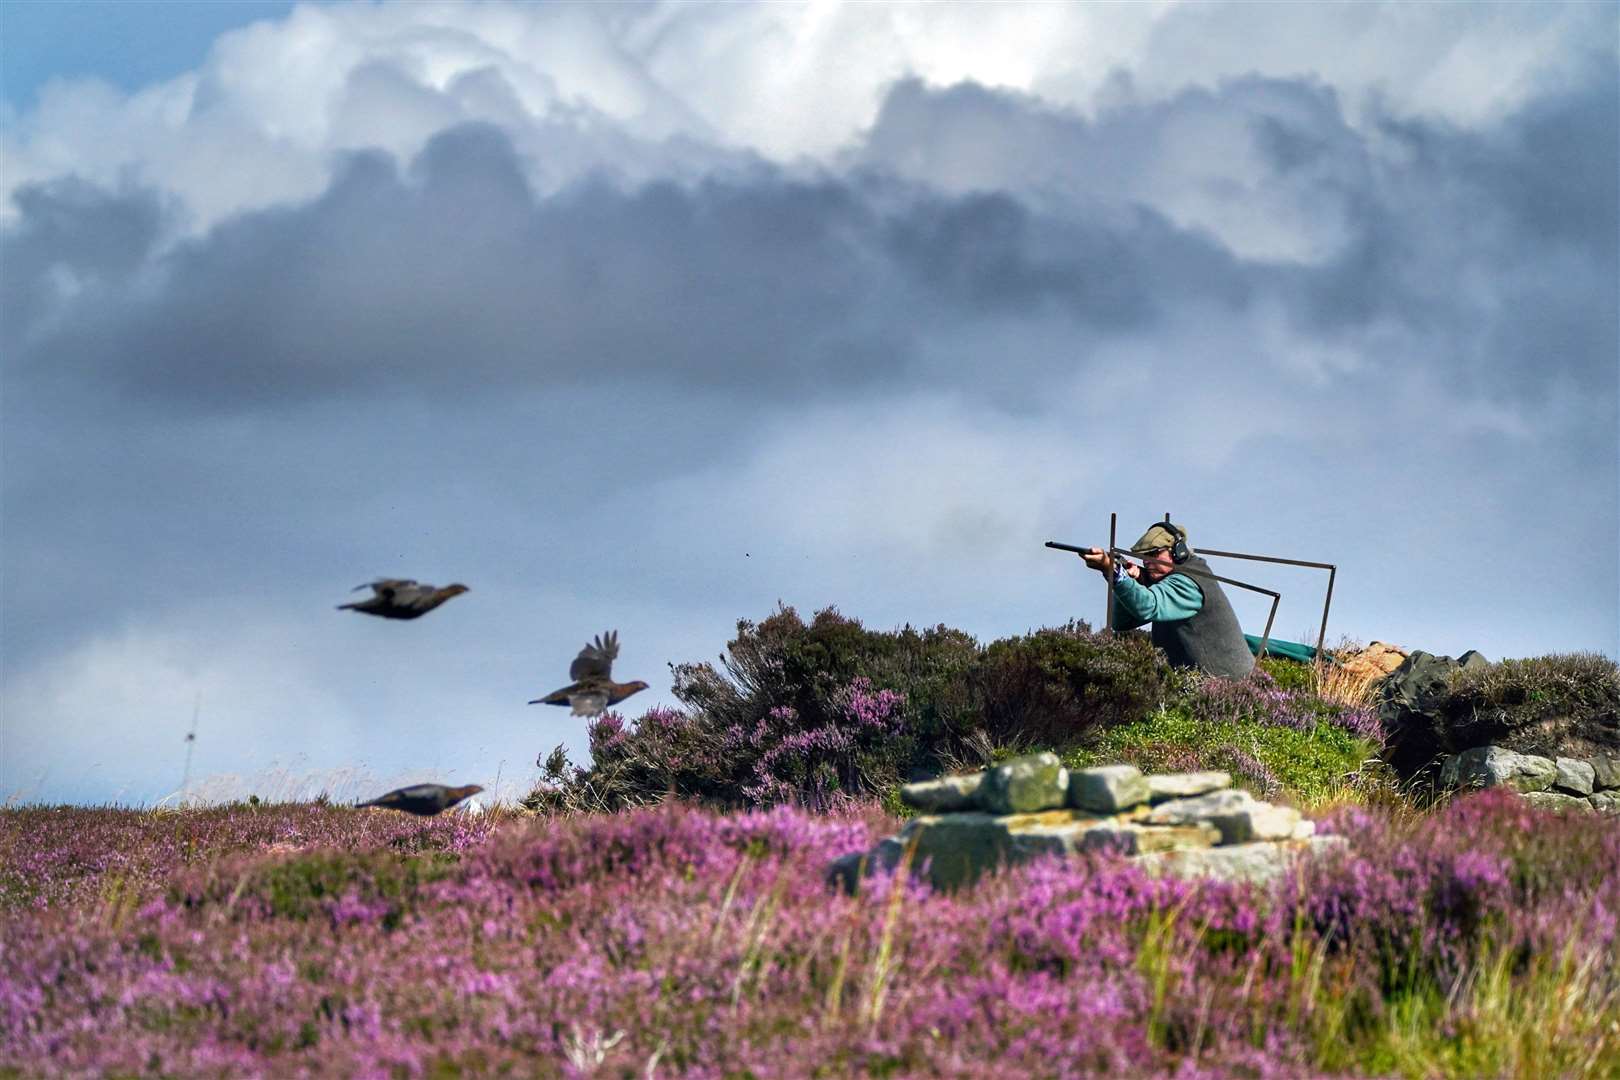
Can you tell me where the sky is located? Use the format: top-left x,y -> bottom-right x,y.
2,1 -> 1616,807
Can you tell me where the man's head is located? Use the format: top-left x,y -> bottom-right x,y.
1130,523 -> 1188,583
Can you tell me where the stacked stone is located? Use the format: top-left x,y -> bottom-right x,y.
1440,746 -> 1620,812
829,753 -> 1340,893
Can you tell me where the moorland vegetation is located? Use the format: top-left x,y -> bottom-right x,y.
4,604 -> 1618,1077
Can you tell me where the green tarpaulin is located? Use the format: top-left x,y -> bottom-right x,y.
1245,634 -> 1321,663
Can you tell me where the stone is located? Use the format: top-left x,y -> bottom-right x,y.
1068,765 -> 1151,813
1291,819 -> 1317,840
1146,771 -> 1231,802
1553,758 -> 1596,796
1144,789 -> 1253,829
1440,746 -> 1556,793
1142,788 -> 1300,844
1521,791 -> 1591,813
1588,791 -> 1619,813
826,837 -> 908,894
980,752 -> 1068,815
1337,642 -> 1408,682
1377,650 -> 1475,778
884,806 -> 1236,889
892,812 -> 1010,890
900,772 -> 985,813
1226,804 -> 1304,843
1073,822 -> 1220,857
1590,756 -> 1620,791
1135,836 -> 1347,885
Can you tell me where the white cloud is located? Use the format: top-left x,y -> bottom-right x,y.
3,1 -> 1601,240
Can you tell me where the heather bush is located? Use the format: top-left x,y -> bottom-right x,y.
3,792 -> 1616,1078
972,621 -> 1174,748
525,607 -> 1180,812
672,606 -> 981,734
1439,652 -> 1620,749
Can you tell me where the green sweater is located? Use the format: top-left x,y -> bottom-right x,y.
1109,570 -> 1203,628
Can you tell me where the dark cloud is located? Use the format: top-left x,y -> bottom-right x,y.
12,59 -> 1611,421
0,178 -> 167,347
4,55 -> 1615,804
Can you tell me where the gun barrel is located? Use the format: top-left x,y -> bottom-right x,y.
1045,541 -> 1090,554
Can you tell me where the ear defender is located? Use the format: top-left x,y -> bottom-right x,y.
1159,521 -> 1191,564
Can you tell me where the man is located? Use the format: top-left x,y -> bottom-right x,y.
1078,522 -> 1255,679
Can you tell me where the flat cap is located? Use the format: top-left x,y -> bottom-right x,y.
1130,524 -> 1183,555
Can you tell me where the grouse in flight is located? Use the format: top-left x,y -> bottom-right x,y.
355,783 -> 485,816
529,629 -> 649,717
338,579 -> 469,620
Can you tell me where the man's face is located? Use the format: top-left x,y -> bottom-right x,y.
1138,547 -> 1176,583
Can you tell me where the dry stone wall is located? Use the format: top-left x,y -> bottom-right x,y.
828,753 -> 1342,893
1440,745 -> 1620,812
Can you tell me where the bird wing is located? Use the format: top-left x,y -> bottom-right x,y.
355,578 -> 418,600
390,582 -> 440,610
569,630 -> 619,681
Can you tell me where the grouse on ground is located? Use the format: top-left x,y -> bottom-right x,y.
338,579 -> 468,620
355,783 -> 484,816
529,629 -> 649,717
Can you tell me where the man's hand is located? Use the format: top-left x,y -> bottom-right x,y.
1078,547 -> 1114,577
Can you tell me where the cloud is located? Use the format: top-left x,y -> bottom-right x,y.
4,2 -> 1606,237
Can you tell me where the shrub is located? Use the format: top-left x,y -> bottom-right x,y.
524,607 -> 1177,812
1440,653 -> 1620,753
972,622 -> 1174,749
670,605 -> 982,759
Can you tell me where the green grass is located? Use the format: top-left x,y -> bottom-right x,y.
1063,705 -> 1376,805
1313,933 -> 1620,1078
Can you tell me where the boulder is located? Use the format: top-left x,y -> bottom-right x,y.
1073,821 -> 1221,856
1553,758 -> 1596,796
1134,835 -> 1347,885
1378,649 -> 1491,778
1588,791 -> 1619,813
1145,789 -> 1300,844
1590,756 -> 1620,791
825,836 -> 908,893
1440,746 -> 1556,793
900,772 -> 984,813
980,753 -> 1068,815
896,809 -> 1091,890
1068,765 -> 1151,813
1521,791 -> 1591,813
893,812 -> 1013,890
1336,642 -> 1408,683
1146,771 -> 1231,802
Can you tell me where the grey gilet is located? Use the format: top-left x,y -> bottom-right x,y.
1131,554 -> 1256,679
